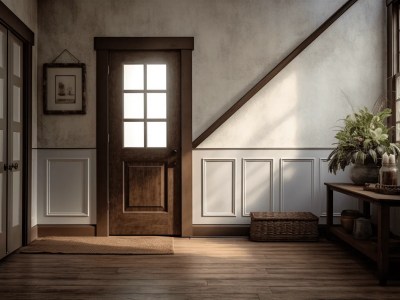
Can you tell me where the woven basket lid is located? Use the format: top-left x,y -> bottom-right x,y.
250,211 -> 318,221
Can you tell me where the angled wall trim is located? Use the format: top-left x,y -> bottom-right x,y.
193,0 -> 358,148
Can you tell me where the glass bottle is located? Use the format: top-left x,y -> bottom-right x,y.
379,154 -> 398,186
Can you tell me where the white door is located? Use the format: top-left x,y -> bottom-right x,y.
0,24 -> 6,259
0,25 -> 23,259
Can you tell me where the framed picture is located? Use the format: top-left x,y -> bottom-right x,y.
43,63 -> 86,114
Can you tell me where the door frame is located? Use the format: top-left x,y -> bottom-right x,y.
0,2 -> 34,245
94,37 -> 194,237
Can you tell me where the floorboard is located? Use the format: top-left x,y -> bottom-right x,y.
0,237 -> 399,299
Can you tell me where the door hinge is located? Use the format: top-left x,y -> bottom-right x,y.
108,65 -> 110,75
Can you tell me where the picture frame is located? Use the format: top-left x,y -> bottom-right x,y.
43,63 -> 86,114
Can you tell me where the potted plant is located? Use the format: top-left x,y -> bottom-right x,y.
327,107 -> 400,185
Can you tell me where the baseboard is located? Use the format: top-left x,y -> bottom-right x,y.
30,225 -> 38,242
36,224 -> 326,238
192,224 -> 327,237
192,225 -> 250,236
37,225 -> 96,237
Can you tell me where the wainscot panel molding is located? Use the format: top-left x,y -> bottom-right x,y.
279,158 -> 316,213
46,158 -> 90,217
193,149 -> 356,225
201,159 -> 236,217
242,158 -> 273,217
37,149 -> 96,224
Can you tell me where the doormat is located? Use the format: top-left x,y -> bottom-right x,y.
19,236 -> 174,255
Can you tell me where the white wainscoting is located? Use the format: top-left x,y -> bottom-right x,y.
193,149 -> 357,225
242,158 -> 273,217
280,158 -> 315,212
201,159 -> 236,217
37,149 -> 96,224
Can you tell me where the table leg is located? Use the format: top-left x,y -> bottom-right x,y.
363,201 -> 371,219
326,187 -> 333,239
376,204 -> 390,286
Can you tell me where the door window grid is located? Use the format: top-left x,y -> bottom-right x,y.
123,64 -> 167,148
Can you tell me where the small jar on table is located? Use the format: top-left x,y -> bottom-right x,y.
379,153 -> 398,186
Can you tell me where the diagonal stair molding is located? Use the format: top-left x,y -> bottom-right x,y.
193,0 -> 358,148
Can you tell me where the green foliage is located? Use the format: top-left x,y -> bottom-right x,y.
328,107 -> 400,174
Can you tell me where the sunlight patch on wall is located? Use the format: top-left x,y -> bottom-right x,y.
199,0 -> 384,149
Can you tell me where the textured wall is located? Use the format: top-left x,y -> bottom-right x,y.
1,0 -> 37,31
200,0 -> 386,148
1,0 -> 38,148
36,0 -> 351,148
192,149 -> 357,225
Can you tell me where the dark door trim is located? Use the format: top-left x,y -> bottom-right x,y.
0,2 -> 34,246
94,37 -> 194,237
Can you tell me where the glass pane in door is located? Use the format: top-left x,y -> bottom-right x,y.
124,122 -> 144,147
124,93 -> 144,119
13,132 -> 20,162
124,65 -> 144,90
147,93 -> 166,119
13,86 -> 20,123
147,122 -> 166,147
147,64 -> 166,90
12,42 -> 20,78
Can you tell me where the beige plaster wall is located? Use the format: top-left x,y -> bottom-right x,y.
1,0 -> 37,31
200,0 -> 386,148
36,0 -> 356,148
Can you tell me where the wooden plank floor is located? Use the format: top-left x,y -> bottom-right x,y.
0,237 -> 400,299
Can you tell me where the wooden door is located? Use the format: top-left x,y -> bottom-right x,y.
0,26 -> 23,259
109,51 -> 181,235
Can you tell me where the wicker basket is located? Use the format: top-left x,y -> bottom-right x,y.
250,212 -> 319,242
363,183 -> 400,195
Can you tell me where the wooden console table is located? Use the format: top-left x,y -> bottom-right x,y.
325,183 -> 400,285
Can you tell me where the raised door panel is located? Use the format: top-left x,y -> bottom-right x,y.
125,162 -> 166,212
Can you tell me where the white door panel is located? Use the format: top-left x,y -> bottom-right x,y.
0,24 -> 7,259
0,27 -> 23,258
6,32 -> 23,254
